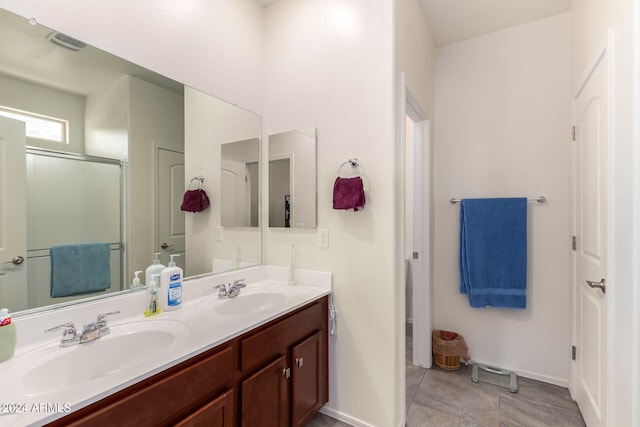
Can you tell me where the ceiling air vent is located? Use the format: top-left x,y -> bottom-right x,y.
46,31 -> 86,51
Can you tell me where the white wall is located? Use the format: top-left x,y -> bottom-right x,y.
433,14 -> 572,385
571,0 -> 638,425
263,1 -> 398,425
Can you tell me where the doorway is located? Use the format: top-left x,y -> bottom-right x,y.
405,90 -> 431,368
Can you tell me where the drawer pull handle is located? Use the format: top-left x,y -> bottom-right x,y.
296,357 -> 304,368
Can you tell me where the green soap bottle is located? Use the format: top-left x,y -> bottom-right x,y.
0,308 -> 16,363
144,275 -> 162,317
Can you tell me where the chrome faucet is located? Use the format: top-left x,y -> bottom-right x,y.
46,311 -> 120,347
215,279 -> 246,299
45,322 -> 80,347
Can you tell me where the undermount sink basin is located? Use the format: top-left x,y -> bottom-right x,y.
214,292 -> 287,315
20,319 -> 189,395
198,284 -> 298,316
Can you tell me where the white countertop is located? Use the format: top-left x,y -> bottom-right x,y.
0,265 -> 331,427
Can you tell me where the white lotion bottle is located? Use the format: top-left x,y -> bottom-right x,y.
160,254 -> 183,311
145,252 -> 165,287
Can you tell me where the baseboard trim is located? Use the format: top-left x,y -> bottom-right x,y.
319,406 -> 375,427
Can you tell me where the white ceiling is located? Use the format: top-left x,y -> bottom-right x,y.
418,0 -> 573,47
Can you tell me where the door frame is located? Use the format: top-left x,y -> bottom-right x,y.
403,84 -> 432,369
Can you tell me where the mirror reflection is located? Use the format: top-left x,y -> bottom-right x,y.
268,128 -> 317,228
0,8 -> 261,313
184,89 -> 261,276
221,138 -> 260,227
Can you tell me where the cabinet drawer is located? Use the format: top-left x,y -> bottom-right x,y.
59,346 -> 234,427
241,301 -> 322,372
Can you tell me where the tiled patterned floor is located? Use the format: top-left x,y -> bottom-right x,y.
308,324 -> 585,426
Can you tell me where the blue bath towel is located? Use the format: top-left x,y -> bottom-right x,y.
459,198 -> 527,309
50,243 -> 111,297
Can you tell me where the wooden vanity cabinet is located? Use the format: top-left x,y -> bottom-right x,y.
239,297 -> 328,427
49,346 -> 235,427
48,296 -> 328,427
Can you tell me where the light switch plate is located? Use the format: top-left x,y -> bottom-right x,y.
318,229 -> 329,248
216,226 -> 224,242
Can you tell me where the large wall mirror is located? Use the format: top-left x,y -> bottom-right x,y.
0,8 -> 261,314
268,128 -> 317,228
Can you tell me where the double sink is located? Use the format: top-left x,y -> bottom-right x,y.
3,279 -> 319,404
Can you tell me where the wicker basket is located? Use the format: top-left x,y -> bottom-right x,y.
433,353 -> 461,370
431,329 -> 469,371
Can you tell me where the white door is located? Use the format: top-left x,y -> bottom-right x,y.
157,149 -> 185,272
574,47 -> 608,427
0,117 -> 28,311
221,160 -> 248,227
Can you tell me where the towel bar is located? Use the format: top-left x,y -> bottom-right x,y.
450,196 -> 545,204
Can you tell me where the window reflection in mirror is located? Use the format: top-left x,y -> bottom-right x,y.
268,128 -> 317,229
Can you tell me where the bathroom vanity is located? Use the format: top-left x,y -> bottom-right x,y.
48,297 -> 328,427
0,266 -> 331,427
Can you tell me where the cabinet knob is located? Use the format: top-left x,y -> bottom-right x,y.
282,368 -> 291,379
296,357 -> 304,368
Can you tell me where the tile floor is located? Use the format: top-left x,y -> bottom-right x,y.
308,324 -> 586,427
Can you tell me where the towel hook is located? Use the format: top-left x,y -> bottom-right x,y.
337,158 -> 364,177
188,176 -> 204,190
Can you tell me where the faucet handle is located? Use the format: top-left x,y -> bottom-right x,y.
45,322 -> 77,335
97,311 -> 120,322
233,279 -> 246,288
215,283 -> 229,296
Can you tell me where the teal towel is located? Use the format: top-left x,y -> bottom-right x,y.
459,198 -> 527,309
50,243 -> 111,297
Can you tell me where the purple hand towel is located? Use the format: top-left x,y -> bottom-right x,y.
333,176 -> 365,211
181,189 -> 210,213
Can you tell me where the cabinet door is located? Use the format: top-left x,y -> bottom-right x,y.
175,389 -> 233,427
241,355 -> 289,427
291,331 -> 322,427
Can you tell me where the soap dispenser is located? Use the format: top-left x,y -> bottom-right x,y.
160,254 -> 183,311
130,271 -> 144,290
145,252 -> 165,288
144,275 -> 162,317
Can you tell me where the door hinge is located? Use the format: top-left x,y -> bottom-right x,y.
572,345 -> 576,361
571,236 -> 576,251
572,126 -> 576,141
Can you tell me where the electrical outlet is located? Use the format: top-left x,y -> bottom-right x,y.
318,229 -> 329,248
216,226 -> 224,242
